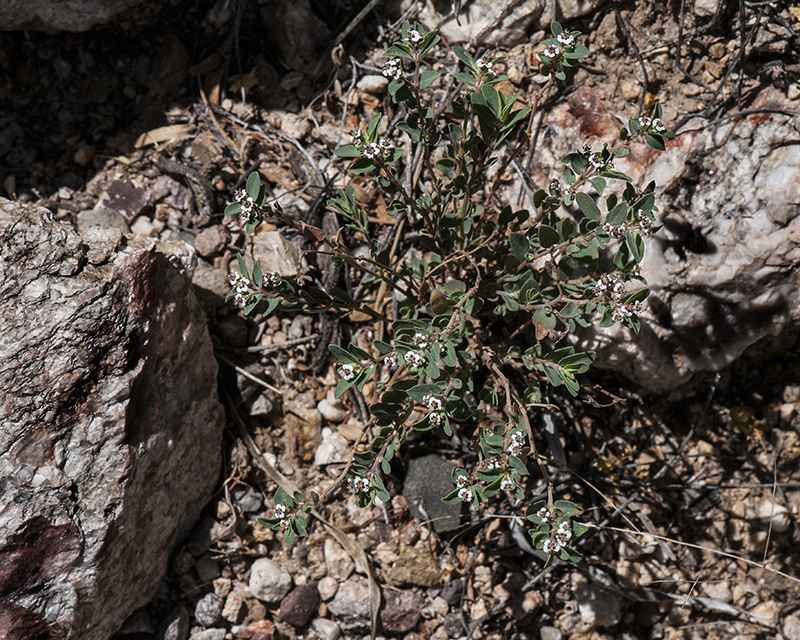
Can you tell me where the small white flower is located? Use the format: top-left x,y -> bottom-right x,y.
413,332 -> 430,349
638,116 -> 652,129
423,394 -> 443,411
280,519 -> 290,529
349,128 -> 365,145
429,411 -> 444,426
273,504 -> 287,518
537,506 -> 552,521
384,355 -> 397,369
382,58 -> 402,81
500,478 -> 514,492
652,117 -> 667,132
507,431 -> 526,456
348,476 -> 370,493
456,474 -> 469,488
484,458 -> 500,471
405,29 -> 423,43
339,364 -> 356,381
557,32 -> 575,47
363,143 -> 381,160
404,350 -> 425,369
543,44 -> 561,59
542,539 -> 556,553
458,487 -> 473,502
588,152 -> 604,168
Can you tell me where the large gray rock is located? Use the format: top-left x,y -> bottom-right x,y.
538,86 -> 800,391
398,0 -> 605,46
0,0 -> 155,31
0,199 -> 225,639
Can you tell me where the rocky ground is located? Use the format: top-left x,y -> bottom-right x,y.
2,1 -> 800,639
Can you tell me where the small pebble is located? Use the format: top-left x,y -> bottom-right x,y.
194,593 -> 223,627
317,576 -> 339,601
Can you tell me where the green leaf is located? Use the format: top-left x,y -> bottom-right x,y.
385,44 -> 413,60
348,158 -> 377,174
575,193 -> 601,220
419,70 -> 441,89
334,145 -> 363,158
550,21 -> 563,36
555,500 -> 582,518
509,233 -> 530,260
626,231 -> 644,263
453,72 -> 475,86
589,176 -> 606,195
408,383 -> 441,403
538,224 -> 559,248
605,202 -> 627,226
329,344 -> 360,365
645,134 -> 666,151
452,46 -> 476,70
246,172 -> 261,201
225,202 -> 242,217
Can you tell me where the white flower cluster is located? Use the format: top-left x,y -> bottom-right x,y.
639,116 -> 667,133
234,189 -> 258,225
507,430 -> 526,456
229,271 -> 253,308
458,487 -> 473,502
405,29 -> 423,43
272,503 -> 290,529
350,128 -> 365,146
543,521 -> 574,554
347,476 -> 371,494
382,57 -> 402,81
476,58 -> 496,76
339,364 -> 356,381
423,394 -> 445,426
413,332 -> 430,349
500,477 -> 514,492
588,152 -> 605,169
404,350 -> 425,369
612,300 -> 642,324
483,457 -> 501,471
537,506 -> 554,522
543,44 -> 561,59
635,208 -> 657,236
365,138 -> 395,160
384,355 -> 397,369
601,222 -> 626,239
593,273 -> 626,302
557,32 -> 576,47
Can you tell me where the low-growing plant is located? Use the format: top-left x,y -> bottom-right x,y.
225,20 -> 673,566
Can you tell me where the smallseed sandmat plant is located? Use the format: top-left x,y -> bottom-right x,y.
225,21 -> 674,566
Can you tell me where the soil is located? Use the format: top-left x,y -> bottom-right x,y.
2,1 -> 800,639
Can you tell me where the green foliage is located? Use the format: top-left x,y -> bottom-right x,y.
229,21 -> 674,562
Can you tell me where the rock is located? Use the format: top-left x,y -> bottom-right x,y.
0,0 -> 156,31
238,619 -> 275,640
324,537 -> 355,582
279,112 -> 312,140
222,590 -> 244,624
311,618 -> 341,640
784,614 -> 800,640
79,226 -> 123,265
573,574 -> 623,628
194,225 -> 230,258
189,629 -> 226,640
758,500 -> 791,533
694,0 -> 717,16
249,230 -> 303,278
440,579 -> 464,606
279,582 -> 321,627
318,390 -> 348,423
403,455 -> 463,534
327,576 -> 371,632
194,593 -> 223,627
249,557 -> 292,603
131,215 -> 156,236
395,0 -> 604,46
192,259 -> 230,309
444,611 -> 463,638
259,0 -> 330,72
77,205 -> 130,233
98,179 -> 151,222
387,547 -> 442,587
158,606 -> 190,640
541,85 -> 800,391
0,199 -> 224,640
318,575 -> 339,601
314,431 -> 350,466
357,75 -> 389,96
196,554 -> 221,583
539,626 -> 563,640
380,589 -> 422,633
